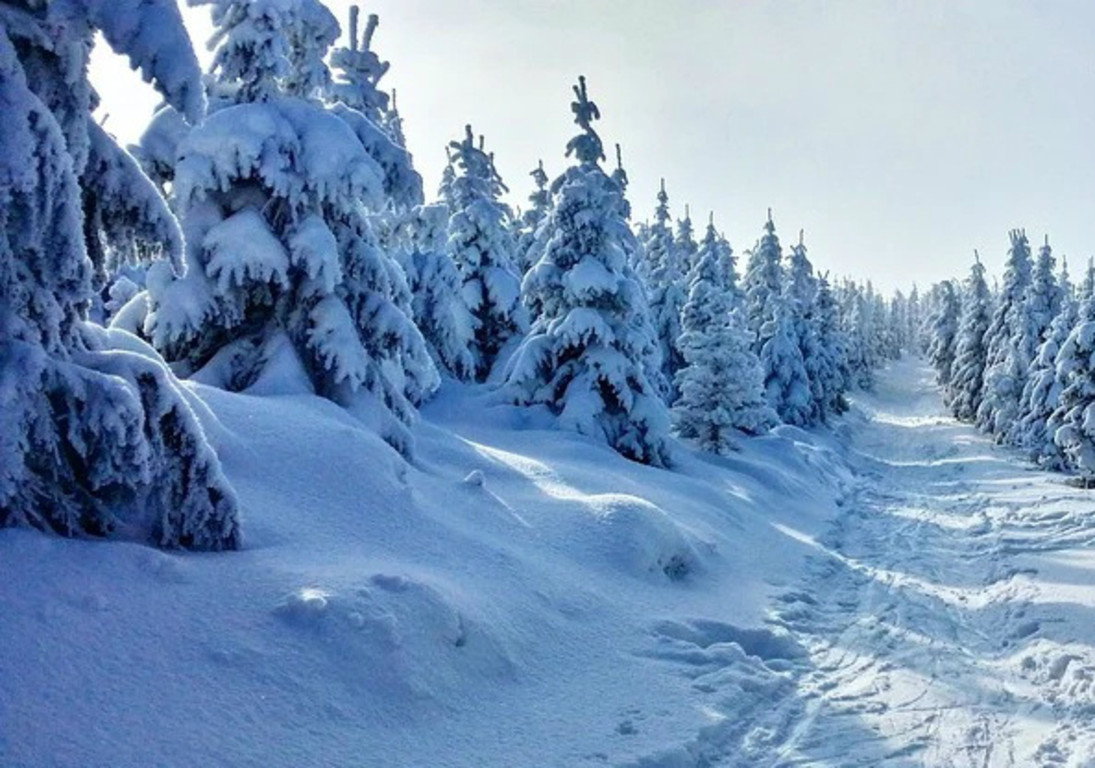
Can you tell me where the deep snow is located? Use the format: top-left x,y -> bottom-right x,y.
4,357 -> 1095,766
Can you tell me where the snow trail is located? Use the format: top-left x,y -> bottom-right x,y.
647,357 -> 1095,766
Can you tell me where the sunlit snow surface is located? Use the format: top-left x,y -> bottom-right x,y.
5,358 -> 1095,766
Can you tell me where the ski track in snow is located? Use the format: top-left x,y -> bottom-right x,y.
638,357 -> 1095,767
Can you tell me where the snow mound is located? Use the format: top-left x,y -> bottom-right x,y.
582,494 -> 706,581
273,572 -> 515,702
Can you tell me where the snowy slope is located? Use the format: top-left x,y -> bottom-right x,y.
0,378 -> 852,767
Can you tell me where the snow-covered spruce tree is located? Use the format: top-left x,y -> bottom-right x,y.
398,203 -> 476,380
446,126 -> 526,380
146,0 -> 437,452
329,7 -> 386,124
0,0 -> 239,550
717,229 -> 743,306
1005,236 -> 1061,440
1017,288 -> 1077,467
1017,236 -> 1063,359
837,280 -> 873,390
743,210 -> 784,347
785,232 -> 830,424
867,284 -> 895,361
674,205 -> 699,275
815,272 -> 850,414
976,229 -> 1032,434
949,253 -> 992,421
611,144 -> 631,220
758,285 -> 814,426
887,290 -> 907,355
383,88 -> 408,149
504,77 -> 670,466
643,180 -> 686,397
514,159 -> 552,276
438,146 -> 456,207
926,280 -> 961,391
1049,260 -> 1095,476
907,285 -> 923,354
328,6 -> 423,209
673,215 -> 776,452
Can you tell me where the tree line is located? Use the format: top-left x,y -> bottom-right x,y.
0,0 -> 906,551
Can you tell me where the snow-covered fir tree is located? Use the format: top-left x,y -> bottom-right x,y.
907,285 -> 923,354
673,215 -> 775,452
785,232 -> 830,424
643,180 -> 686,396
383,88 -> 408,148
399,203 -> 476,380
1017,286 -> 1077,467
329,6 -> 388,125
0,0 -> 239,550
674,206 -> 699,275
949,253 -> 992,421
926,280 -> 961,391
976,229 -> 1032,435
743,210 -> 784,346
1021,237 -> 1063,351
1049,260 -> 1095,477
504,77 -> 670,466
611,144 -> 631,220
328,6 -> 423,209
146,0 -> 437,454
840,280 -> 875,391
203,0 -> 338,106
445,125 -> 526,380
759,285 -> 814,426
514,160 -> 551,276
438,146 -> 457,208
1004,236 -> 1061,442
815,273 -> 850,414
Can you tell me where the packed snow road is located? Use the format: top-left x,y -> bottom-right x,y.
660,357 -> 1095,767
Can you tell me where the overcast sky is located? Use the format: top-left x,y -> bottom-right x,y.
90,1 -> 1095,292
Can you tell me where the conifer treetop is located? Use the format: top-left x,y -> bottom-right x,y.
531,159 -> 548,189
330,4 -> 391,118
565,76 -> 605,165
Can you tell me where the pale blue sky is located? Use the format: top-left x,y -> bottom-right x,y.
91,1 -> 1095,291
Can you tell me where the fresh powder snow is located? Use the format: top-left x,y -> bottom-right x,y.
5,2 -> 1095,767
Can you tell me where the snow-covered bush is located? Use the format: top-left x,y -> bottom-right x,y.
504,77 -> 670,466
0,0 -> 239,550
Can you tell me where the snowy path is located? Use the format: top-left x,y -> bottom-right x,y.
649,357 -> 1095,767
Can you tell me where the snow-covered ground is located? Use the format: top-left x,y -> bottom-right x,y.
754,357 -> 1095,767
4,357 -> 1095,767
